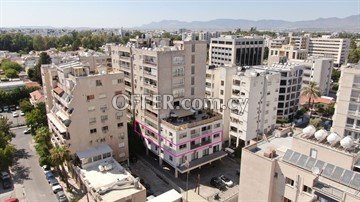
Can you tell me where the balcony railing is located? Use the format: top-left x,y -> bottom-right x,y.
190,139 -> 212,149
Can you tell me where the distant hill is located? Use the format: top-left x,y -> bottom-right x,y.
138,15 -> 360,32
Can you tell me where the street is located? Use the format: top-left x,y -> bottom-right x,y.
0,127 -> 57,202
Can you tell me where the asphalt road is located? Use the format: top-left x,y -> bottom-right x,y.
0,127 -> 57,202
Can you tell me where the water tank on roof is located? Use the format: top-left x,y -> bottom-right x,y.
302,125 -> 316,137
340,136 -> 354,149
250,71 -> 258,77
314,129 -> 328,141
327,132 -> 340,145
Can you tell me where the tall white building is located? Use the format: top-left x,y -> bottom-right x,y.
254,64 -> 304,120
41,61 -> 129,162
206,65 -> 280,147
209,36 -> 264,66
110,40 -> 227,177
290,57 -> 333,96
332,64 -> 360,140
308,36 -> 350,66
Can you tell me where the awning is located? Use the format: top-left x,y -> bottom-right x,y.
47,113 -> 67,133
76,144 -> 113,160
177,151 -> 227,173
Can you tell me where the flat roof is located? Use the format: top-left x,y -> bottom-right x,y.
250,135 -> 293,157
79,157 -> 145,201
0,80 -> 25,88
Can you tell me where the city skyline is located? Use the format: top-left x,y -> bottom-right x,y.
0,0 -> 359,28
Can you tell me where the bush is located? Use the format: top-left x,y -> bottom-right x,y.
310,118 -> 322,129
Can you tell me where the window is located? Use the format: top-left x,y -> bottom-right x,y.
214,133 -> 220,139
191,87 -> 195,95
285,177 -> 294,186
214,123 -> 221,128
179,133 -> 187,139
310,148 -> 317,158
89,117 -> 96,124
191,65 -> 195,74
179,144 -> 187,150
221,80 -> 224,86
88,106 -> 95,111
102,126 -> 109,133
112,79 -> 123,85
220,90 -> 224,95
191,77 -> 195,85
101,115 -> 108,122
116,112 -> 123,119
191,55 -> 195,64
99,93 -> 107,99
86,95 -> 95,101
303,185 -> 312,194
274,172 -> 278,178
90,128 -> 97,134
117,122 -> 124,128
96,80 -> 102,86
169,156 -> 173,161
191,44 -> 195,52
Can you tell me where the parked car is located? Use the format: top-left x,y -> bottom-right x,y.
3,106 -> 9,112
56,191 -> 68,202
52,184 -> 63,193
9,105 -> 16,111
1,171 -> 11,189
42,165 -> 51,174
24,128 -> 31,134
20,111 -> 25,116
48,177 -> 59,186
46,171 -> 55,182
16,106 -> 20,110
0,108 -> 3,112
219,175 -> 234,187
210,177 -> 226,191
12,112 -> 19,117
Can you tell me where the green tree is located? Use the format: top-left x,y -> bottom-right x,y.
301,81 -> 321,118
27,68 -> 35,80
310,118 -> 322,129
50,146 -> 70,187
19,99 -> 34,114
0,117 -> 16,170
33,35 -> 46,51
4,69 -> 19,78
25,104 -> 47,133
1,60 -> 22,72
34,127 -> 51,146
348,48 -> 360,63
331,69 -> 341,83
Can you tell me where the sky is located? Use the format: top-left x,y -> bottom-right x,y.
0,0 -> 359,28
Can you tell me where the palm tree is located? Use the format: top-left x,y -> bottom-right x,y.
34,127 -> 51,146
50,146 -> 70,188
301,81 -> 321,118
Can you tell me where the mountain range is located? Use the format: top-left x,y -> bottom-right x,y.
138,15 -> 360,32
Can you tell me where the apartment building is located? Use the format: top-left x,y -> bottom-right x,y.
308,35 -> 350,66
268,44 -> 308,65
289,33 -> 310,49
41,61 -> 129,162
332,64 -> 360,140
290,57 -> 333,96
209,35 -> 264,66
266,37 -> 289,48
254,64 -> 303,120
110,40 -> 227,177
206,65 -> 280,147
238,127 -> 360,202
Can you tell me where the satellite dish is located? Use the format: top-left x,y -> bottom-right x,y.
312,167 -> 320,175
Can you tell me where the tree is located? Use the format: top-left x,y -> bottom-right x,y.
301,81 -> 321,118
19,99 -> 34,114
348,48 -> 360,63
0,117 -> 16,170
25,104 -> 47,133
34,127 -> 51,146
1,60 -> 22,72
264,47 -> 269,60
310,118 -> 322,129
331,69 -> 341,83
27,68 -> 35,80
50,146 -> 70,187
4,69 -> 19,78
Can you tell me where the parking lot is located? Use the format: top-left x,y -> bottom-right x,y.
133,152 -> 240,201
0,109 -> 26,127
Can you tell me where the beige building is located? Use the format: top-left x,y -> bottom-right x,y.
111,40 -> 227,177
290,57 -> 333,96
41,61 -> 129,162
238,127 -> 360,202
332,64 -> 360,140
206,65 -> 280,147
209,35 -> 264,66
268,44 -> 308,65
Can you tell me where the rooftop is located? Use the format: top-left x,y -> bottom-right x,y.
161,109 -> 222,130
249,135 -> 294,158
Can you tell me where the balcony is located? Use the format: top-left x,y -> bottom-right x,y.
190,138 -> 212,149
190,132 -> 200,139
